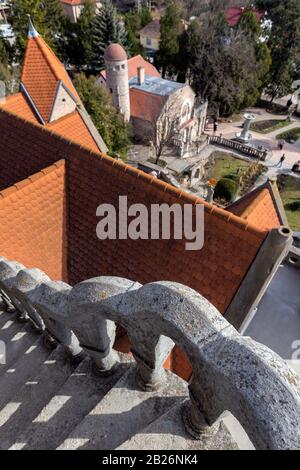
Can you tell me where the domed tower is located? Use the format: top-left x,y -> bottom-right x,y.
104,44 -> 130,122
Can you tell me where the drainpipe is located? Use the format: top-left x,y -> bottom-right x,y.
224,226 -> 293,331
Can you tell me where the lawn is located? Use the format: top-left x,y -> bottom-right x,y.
278,175 -> 300,231
251,119 -> 290,134
276,128 -> 300,144
208,151 -> 252,181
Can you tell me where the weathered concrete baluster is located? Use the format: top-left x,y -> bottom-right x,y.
0,258 -> 26,315
12,268 -> 48,331
69,277 -> 141,374
27,281 -> 82,358
130,333 -> 174,391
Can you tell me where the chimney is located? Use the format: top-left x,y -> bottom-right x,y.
137,66 -> 145,85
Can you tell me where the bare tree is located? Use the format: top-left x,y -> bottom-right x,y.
149,96 -> 183,164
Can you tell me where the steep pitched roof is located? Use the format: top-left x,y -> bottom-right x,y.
21,32 -> 79,123
0,160 -> 67,281
0,20 -> 107,154
0,107 -> 268,315
100,55 -> 161,82
227,179 -> 287,231
139,19 -> 160,38
0,92 -> 37,123
0,94 -> 101,153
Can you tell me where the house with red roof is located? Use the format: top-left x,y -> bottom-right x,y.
225,6 -> 265,27
0,19 -> 292,379
60,0 -> 102,23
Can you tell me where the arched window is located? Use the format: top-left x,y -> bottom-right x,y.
181,102 -> 190,122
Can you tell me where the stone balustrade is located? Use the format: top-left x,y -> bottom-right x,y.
0,255 -> 299,450
208,135 -> 270,161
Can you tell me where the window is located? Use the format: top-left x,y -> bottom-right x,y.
146,37 -> 152,46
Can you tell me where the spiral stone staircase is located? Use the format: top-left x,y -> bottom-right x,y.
0,256 -> 299,450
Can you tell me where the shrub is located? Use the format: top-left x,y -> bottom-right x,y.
224,173 -> 239,182
214,178 -> 238,203
285,201 -> 300,212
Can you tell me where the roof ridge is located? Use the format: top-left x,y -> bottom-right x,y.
34,36 -> 67,84
0,107 -> 267,240
0,159 -> 64,200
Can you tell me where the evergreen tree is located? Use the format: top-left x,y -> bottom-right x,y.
178,10 -> 269,116
9,0 -> 66,61
140,3 -> 152,27
65,0 -> 96,69
255,0 -> 300,101
0,33 -> 20,95
237,10 -> 271,107
74,73 -> 130,157
90,0 -> 126,72
124,6 -> 151,57
156,1 -> 182,78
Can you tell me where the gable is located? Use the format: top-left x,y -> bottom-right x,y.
49,82 -> 77,122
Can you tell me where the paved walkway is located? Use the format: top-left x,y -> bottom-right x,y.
207,108 -> 300,179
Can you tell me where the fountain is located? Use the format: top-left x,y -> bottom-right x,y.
235,113 -> 256,143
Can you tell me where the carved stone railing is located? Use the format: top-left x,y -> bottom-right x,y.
0,256 -> 299,450
208,135 -> 270,161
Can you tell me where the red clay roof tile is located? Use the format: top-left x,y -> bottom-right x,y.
227,183 -> 282,231
0,160 -> 67,281
21,35 -> 79,123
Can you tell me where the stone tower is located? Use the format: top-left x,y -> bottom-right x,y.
104,44 -> 130,122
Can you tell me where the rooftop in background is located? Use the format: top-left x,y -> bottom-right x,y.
228,178 -> 287,231
129,75 -> 185,97
99,55 -> 161,82
139,19 -> 161,38
225,7 -> 265,27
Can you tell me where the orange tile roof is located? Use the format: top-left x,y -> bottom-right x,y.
0,93 -> 38,123
21,34 -> 80,122
0,108 -> 280,380
0,107 -> 268,313
227,182 -> 283,231
0,160 -> 67,281
0,94 -> 100,154
49,111 -> 100,153
100,55 -> 161,81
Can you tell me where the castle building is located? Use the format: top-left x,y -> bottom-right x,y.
100,44 -> 208,157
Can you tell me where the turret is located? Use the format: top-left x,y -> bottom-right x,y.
104,44 -> 130,122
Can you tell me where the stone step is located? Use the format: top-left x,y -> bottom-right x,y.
0,323 -> 41,378
0,345 -> 78,450
59,366 -> 188,450
10,356 -> 131,450
118,399 -> 238,451
0,313 -> 25,343
0,310 -> 16,329
0,335 -> 53,412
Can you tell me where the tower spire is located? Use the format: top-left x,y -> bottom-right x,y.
28,15 -> 39,39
